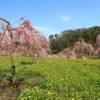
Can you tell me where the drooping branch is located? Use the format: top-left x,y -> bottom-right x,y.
0,18 -> 10,25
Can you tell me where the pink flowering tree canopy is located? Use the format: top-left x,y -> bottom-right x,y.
0,17 -> 50,57
96,34 -> 100,47
96,34 -> 100,56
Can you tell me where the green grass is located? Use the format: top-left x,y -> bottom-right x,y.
0,56 -> 100,100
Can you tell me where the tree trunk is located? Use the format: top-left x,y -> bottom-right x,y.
10,52 -> 16,81
9,27 -> 16,82
32,50 -> 34,64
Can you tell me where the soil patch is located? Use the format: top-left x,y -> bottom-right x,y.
32,75 -> 44,87
0,80 -> 23,100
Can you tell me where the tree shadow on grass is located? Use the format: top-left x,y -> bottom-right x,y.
20,61 -> 33,65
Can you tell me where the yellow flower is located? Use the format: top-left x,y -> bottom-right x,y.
47,90 -> 52,95
71,98 -> 75,100
61,78 -> 64,81
98,98 -> 100,100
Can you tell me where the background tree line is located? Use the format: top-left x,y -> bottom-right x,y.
49,26 -> 100,54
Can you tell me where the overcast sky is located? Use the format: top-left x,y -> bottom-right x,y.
0,0 -> 100,38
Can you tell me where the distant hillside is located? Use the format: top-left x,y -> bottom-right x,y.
49,26 -> 100,54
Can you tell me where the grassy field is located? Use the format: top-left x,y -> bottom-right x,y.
0,56 -> 100,100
